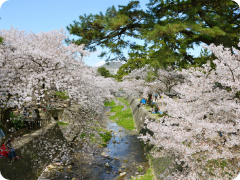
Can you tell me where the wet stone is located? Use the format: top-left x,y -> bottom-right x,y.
67,165 -> 73,169
105,162 -> 110,167
120,172 -> 126,177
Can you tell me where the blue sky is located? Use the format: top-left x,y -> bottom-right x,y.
1,0 -> 239,67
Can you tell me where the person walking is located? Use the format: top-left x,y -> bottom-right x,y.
155,94 -> 158,102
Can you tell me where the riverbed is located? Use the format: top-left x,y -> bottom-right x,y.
38,98 -> 149,180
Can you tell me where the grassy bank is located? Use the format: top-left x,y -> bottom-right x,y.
116,97 -> 130,106
104,100 -> 116,106
57,121 -> 69,126
105,99 -> 135,131
130,168 -> 155,180
80,126 -> 112,147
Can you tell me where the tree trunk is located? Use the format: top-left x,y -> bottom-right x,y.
147,93 -> 152,105
1,108 -> 11,134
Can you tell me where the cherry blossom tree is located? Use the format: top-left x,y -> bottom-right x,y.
135,43 -> 240,179
0,27 -> 119,132
0,27 -> 118,111
120,64 -> 184,99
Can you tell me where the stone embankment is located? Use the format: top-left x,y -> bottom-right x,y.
0,104 -> 85,180
127,96 -> 183,180
0,120 -> 68,180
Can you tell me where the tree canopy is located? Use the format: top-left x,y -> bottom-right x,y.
97,66 -> 112,78
66,0 -> 240,69
0,18 -> 3,44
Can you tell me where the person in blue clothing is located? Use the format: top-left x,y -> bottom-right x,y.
141,98 -> 146,105
0,128 -> 5,138
156,106 -> 163,114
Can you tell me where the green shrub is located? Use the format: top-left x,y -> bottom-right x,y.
104,100 -> 116,107
138,166 -> 143,172
99,131 -> 112,147
55,91 -> 69,100
9,112 -> 26,131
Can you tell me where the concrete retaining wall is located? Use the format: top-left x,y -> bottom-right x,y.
0,121 -> 67,180
128,97 -> 182,180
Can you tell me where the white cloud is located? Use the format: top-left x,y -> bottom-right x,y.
93,60 -> 105,67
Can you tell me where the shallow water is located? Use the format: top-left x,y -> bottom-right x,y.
40,102 -> 149,180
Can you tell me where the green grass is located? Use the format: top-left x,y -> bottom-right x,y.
80,126 -> 112,147
110,105 -> 135,130
99,131 -> 112,146
110,105 -> 124,112
130,168 -> 155,180
104,100 -> 116,107
116,97 -> 130,106
138,166 -> 143,172
57,121 -> 69,126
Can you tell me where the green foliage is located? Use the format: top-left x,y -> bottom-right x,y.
0,18 -> 3,44
55,91 -> 69,100
80,133 -> 85,138
130,168 -> 155,180
57,121 -> 69,126
115,44 -> 151,81
137,166 -> 143,172
0,37 -> 3,44
97,67 -> 112,78
9,112 -> 26,131
67,0 -> 240,70
99,131 -> 112,147
82,127 -> 112,147
104,100 -> 116,106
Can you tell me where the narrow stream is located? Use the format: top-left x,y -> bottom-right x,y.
39,98 -> 149,180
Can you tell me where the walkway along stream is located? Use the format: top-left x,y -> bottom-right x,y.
38,98 -> 150,180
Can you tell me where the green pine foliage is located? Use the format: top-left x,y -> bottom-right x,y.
67,0 -> 240,70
